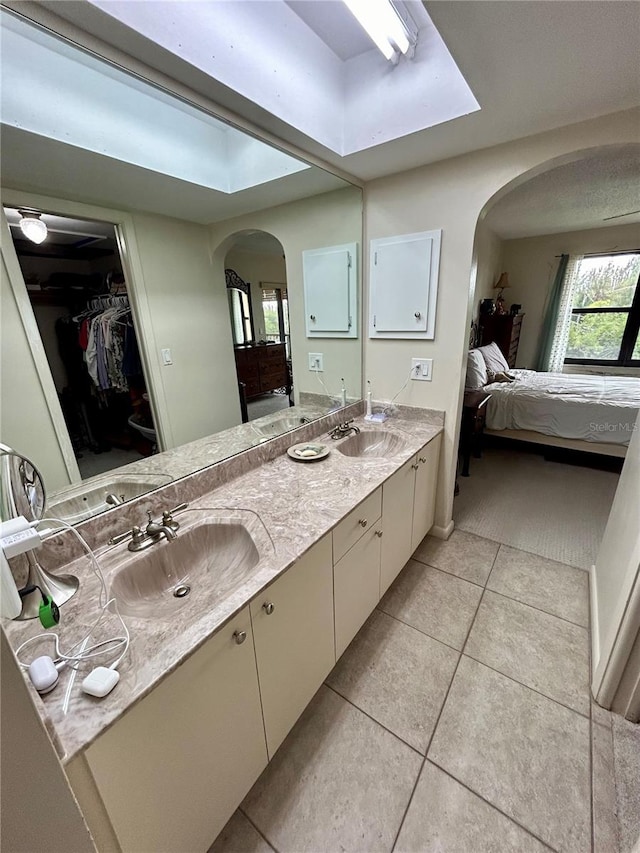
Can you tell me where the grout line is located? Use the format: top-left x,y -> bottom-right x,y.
427,760 -> 558,852
390,568 -> 488,853
409,553 -> 490,589
464,532 -> 591,574
485,585 -> 590,630
375,606 -> 464,654
461,653 -> 590,720
238,808 -> 280,853
324,683 -> 424,758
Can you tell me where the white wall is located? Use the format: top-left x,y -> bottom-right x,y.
502,222 -> 640,369
363,108 -> 640,533
591,410 -> 640,708
210,187 -> 363,404
130,211 -> 241,447
472,220 -> 504,324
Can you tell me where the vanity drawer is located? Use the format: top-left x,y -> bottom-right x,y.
333,487 -> 382,563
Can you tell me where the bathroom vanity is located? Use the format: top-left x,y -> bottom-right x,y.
4,409 -> 442,852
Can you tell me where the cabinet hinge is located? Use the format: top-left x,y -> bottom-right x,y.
347,253 -> 352,269
374,252 -> 378,265
373,315 -> 377,328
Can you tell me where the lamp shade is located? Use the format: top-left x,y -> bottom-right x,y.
18,211 -> 47,245
493,272 -> 510,291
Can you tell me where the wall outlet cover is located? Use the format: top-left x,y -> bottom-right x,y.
411,358 -> 432,381
308,353 -> 324,371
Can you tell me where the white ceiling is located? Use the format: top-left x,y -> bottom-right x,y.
485,146 -> 640,239
20,0 -> 640,182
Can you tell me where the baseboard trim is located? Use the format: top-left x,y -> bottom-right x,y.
430,520 -> 454,540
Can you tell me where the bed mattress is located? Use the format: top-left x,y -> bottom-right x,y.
484,370 -> 640,446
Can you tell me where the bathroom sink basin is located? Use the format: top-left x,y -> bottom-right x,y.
253,415 -> 310,438
109,520 -> 260,619
45,473 -> 172,525
335,430 -> 407,459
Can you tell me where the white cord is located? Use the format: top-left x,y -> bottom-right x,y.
15,517 -> 131,675
388,364 -> 417,406
314,365 -> 338,404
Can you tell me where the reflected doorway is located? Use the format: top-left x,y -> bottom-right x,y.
224,231 -> 293,422
4,207 -> 158,479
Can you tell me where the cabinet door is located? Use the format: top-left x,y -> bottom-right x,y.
251,535 -> 334,758
334,524 -> 382,658
380,457 -> 416,596
85,608 -> 267,853
411,434 -> 442,551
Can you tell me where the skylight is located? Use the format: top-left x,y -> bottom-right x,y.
0,13 -> 309,194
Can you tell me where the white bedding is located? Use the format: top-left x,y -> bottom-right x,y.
485,370 -> 640,446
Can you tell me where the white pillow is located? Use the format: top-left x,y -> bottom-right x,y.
478,341 -> 510,375
466,350 -> 488,390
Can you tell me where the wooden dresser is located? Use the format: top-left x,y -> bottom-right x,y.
479,313 -> 524,368
234,343 -> 289,399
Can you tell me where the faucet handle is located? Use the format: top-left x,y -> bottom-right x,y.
162,502 -> 188,530
108,525 -> 144,546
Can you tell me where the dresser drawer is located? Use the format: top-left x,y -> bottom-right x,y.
332,488 -> 382,563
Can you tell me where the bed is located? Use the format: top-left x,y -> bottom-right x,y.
483,369 -> 640,458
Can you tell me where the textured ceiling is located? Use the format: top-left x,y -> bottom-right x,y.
485,146 -> 640,239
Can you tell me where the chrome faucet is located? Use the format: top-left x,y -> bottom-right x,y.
108,503 -> 188,551
329,419 -> 361,440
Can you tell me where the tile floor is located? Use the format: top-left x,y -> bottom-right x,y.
209,530 -> 626,853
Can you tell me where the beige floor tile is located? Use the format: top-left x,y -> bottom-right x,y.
327,609 -> 459,753
487,545 -> 589,626
412,530 -> 499,586
395,761 -> 548,852
429,657 -> 590,853
591,703 -> 620,853
379,560 -> 482,650
465,590 -> 590,715
208,811 -> 274,853
612,714 -> 640,853
242,685 -> 421,853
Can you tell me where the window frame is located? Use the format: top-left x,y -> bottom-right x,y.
563,252 -> 640,367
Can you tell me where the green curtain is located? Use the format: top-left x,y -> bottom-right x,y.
535,254 -> 569,371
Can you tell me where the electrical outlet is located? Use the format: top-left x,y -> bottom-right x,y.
411,358 -> 432,381
308,353 -> 324,371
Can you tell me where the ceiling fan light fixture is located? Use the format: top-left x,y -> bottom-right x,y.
18,210 -> 48,244
344,0 -> 416,63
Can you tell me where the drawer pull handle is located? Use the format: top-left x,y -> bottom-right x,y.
412,463 -> 419,470
233,630 -> 247,645
419,457 -> 426,464
262,602 -> 275,615
358,518 -> 367,528
375,530 -> 383,538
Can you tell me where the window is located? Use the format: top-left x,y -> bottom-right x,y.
564,252 -> 640,366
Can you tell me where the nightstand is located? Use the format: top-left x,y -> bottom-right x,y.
459,390 -> 491,477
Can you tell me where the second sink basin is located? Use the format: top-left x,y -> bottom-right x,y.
109,520 -> 260,620
335,430 -> 407,458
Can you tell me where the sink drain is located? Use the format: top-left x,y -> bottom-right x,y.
173,584 -> 191,599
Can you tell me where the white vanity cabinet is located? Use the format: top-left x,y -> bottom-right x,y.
250,535 -> 335,759
411,434 -> 441,550
83,607 -> 267,853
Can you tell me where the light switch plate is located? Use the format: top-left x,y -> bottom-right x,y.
308,353 -> 324,371
411,358 -> 432,381
161,348 -> 173,366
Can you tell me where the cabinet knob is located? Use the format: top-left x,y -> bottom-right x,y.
375,530 -> 383,538
233,630 -> 247,645
419,457 -> 426,464
358,518 -> 367,528
411,463 -> 419,470
262,602 -> 275,615
414,311 -> 422,320
310,315 -> 316,321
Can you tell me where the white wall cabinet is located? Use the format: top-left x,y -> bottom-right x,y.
369,230 -> 441,340
84,607 -> 267,853
303,243 -> 358,338
250,535 -> 335,759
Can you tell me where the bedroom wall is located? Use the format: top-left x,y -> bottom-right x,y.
224,248 -> 287,341
363,107 -> 640,535
501,222 -> 640,371
472,220 -> 504,325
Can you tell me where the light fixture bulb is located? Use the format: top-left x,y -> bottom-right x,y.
18,211 -> 48,244
344,0 -> 413,62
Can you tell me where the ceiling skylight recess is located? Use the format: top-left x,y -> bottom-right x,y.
343,0 -> 417,64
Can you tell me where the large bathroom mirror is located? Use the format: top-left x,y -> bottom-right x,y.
0,9 -> 363,525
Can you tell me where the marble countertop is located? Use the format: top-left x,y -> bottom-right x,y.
4,412 -> 442,764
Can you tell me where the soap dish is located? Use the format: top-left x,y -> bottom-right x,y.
287,443 -> 330,462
